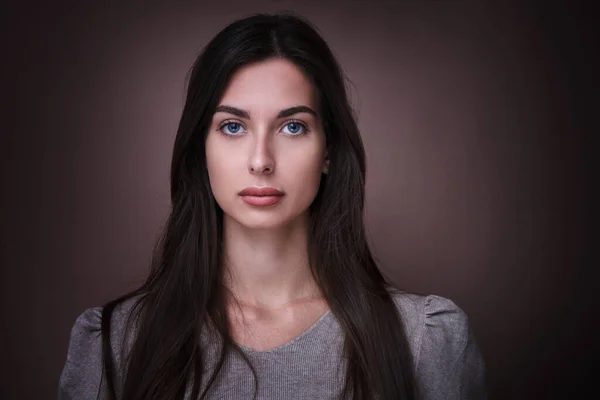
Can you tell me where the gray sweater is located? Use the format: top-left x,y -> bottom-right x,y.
58,291 -> 486,399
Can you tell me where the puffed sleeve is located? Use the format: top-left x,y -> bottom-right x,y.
415,295 -> 487,399
58,307 -> 108,399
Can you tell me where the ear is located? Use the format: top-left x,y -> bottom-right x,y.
322,150 -> 330,175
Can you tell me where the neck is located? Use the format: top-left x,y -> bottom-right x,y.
221,213 -> 322,309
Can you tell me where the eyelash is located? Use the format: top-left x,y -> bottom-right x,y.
217,119 -> 309,138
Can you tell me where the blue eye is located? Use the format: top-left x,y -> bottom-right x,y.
220,122 -> 246,135
282,121 -> 307,135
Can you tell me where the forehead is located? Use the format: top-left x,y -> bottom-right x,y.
218,58 -> 318,111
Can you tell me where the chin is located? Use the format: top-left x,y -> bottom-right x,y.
243,220 -> 289,230
226,206 -> 311,231
230,214 -> 294,230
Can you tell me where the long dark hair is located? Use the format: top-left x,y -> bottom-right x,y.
100,12 -> 417,400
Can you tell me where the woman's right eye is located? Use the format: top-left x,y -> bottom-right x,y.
219,122 -> 246,135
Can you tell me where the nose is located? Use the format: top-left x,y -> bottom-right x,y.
249,162 -> 274,175
248,135 -> 275,175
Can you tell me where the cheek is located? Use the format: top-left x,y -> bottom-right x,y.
205,139 -> 229,196
286,153 -> 325,199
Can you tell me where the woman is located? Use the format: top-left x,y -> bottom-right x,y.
59,12 -> 486,400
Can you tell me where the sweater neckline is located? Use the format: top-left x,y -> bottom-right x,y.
236,308 -> 334,355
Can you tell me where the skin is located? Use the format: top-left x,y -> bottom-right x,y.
205,58 -> 330,350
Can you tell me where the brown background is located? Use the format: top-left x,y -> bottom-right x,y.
1,1 -> 596,399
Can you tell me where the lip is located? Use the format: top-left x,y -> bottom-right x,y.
238,187 -> 285,196
240,195 -> 283,206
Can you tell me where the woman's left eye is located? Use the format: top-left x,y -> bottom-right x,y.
282,121 -> 308,135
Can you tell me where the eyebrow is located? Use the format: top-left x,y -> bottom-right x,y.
214,105 -> 318,119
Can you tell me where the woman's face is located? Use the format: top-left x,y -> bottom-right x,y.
205,58 -> 329,230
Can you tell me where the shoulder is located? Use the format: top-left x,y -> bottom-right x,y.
388,290 -> 469,356
388,289 -> 487,399
58,296 -> 142,399
66,295 -> 140,357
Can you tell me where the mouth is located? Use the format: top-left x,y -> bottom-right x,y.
239,194 -> 284,207
238,186 -> 285,197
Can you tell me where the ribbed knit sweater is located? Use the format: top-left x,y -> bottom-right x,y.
58,291 -> 486,399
